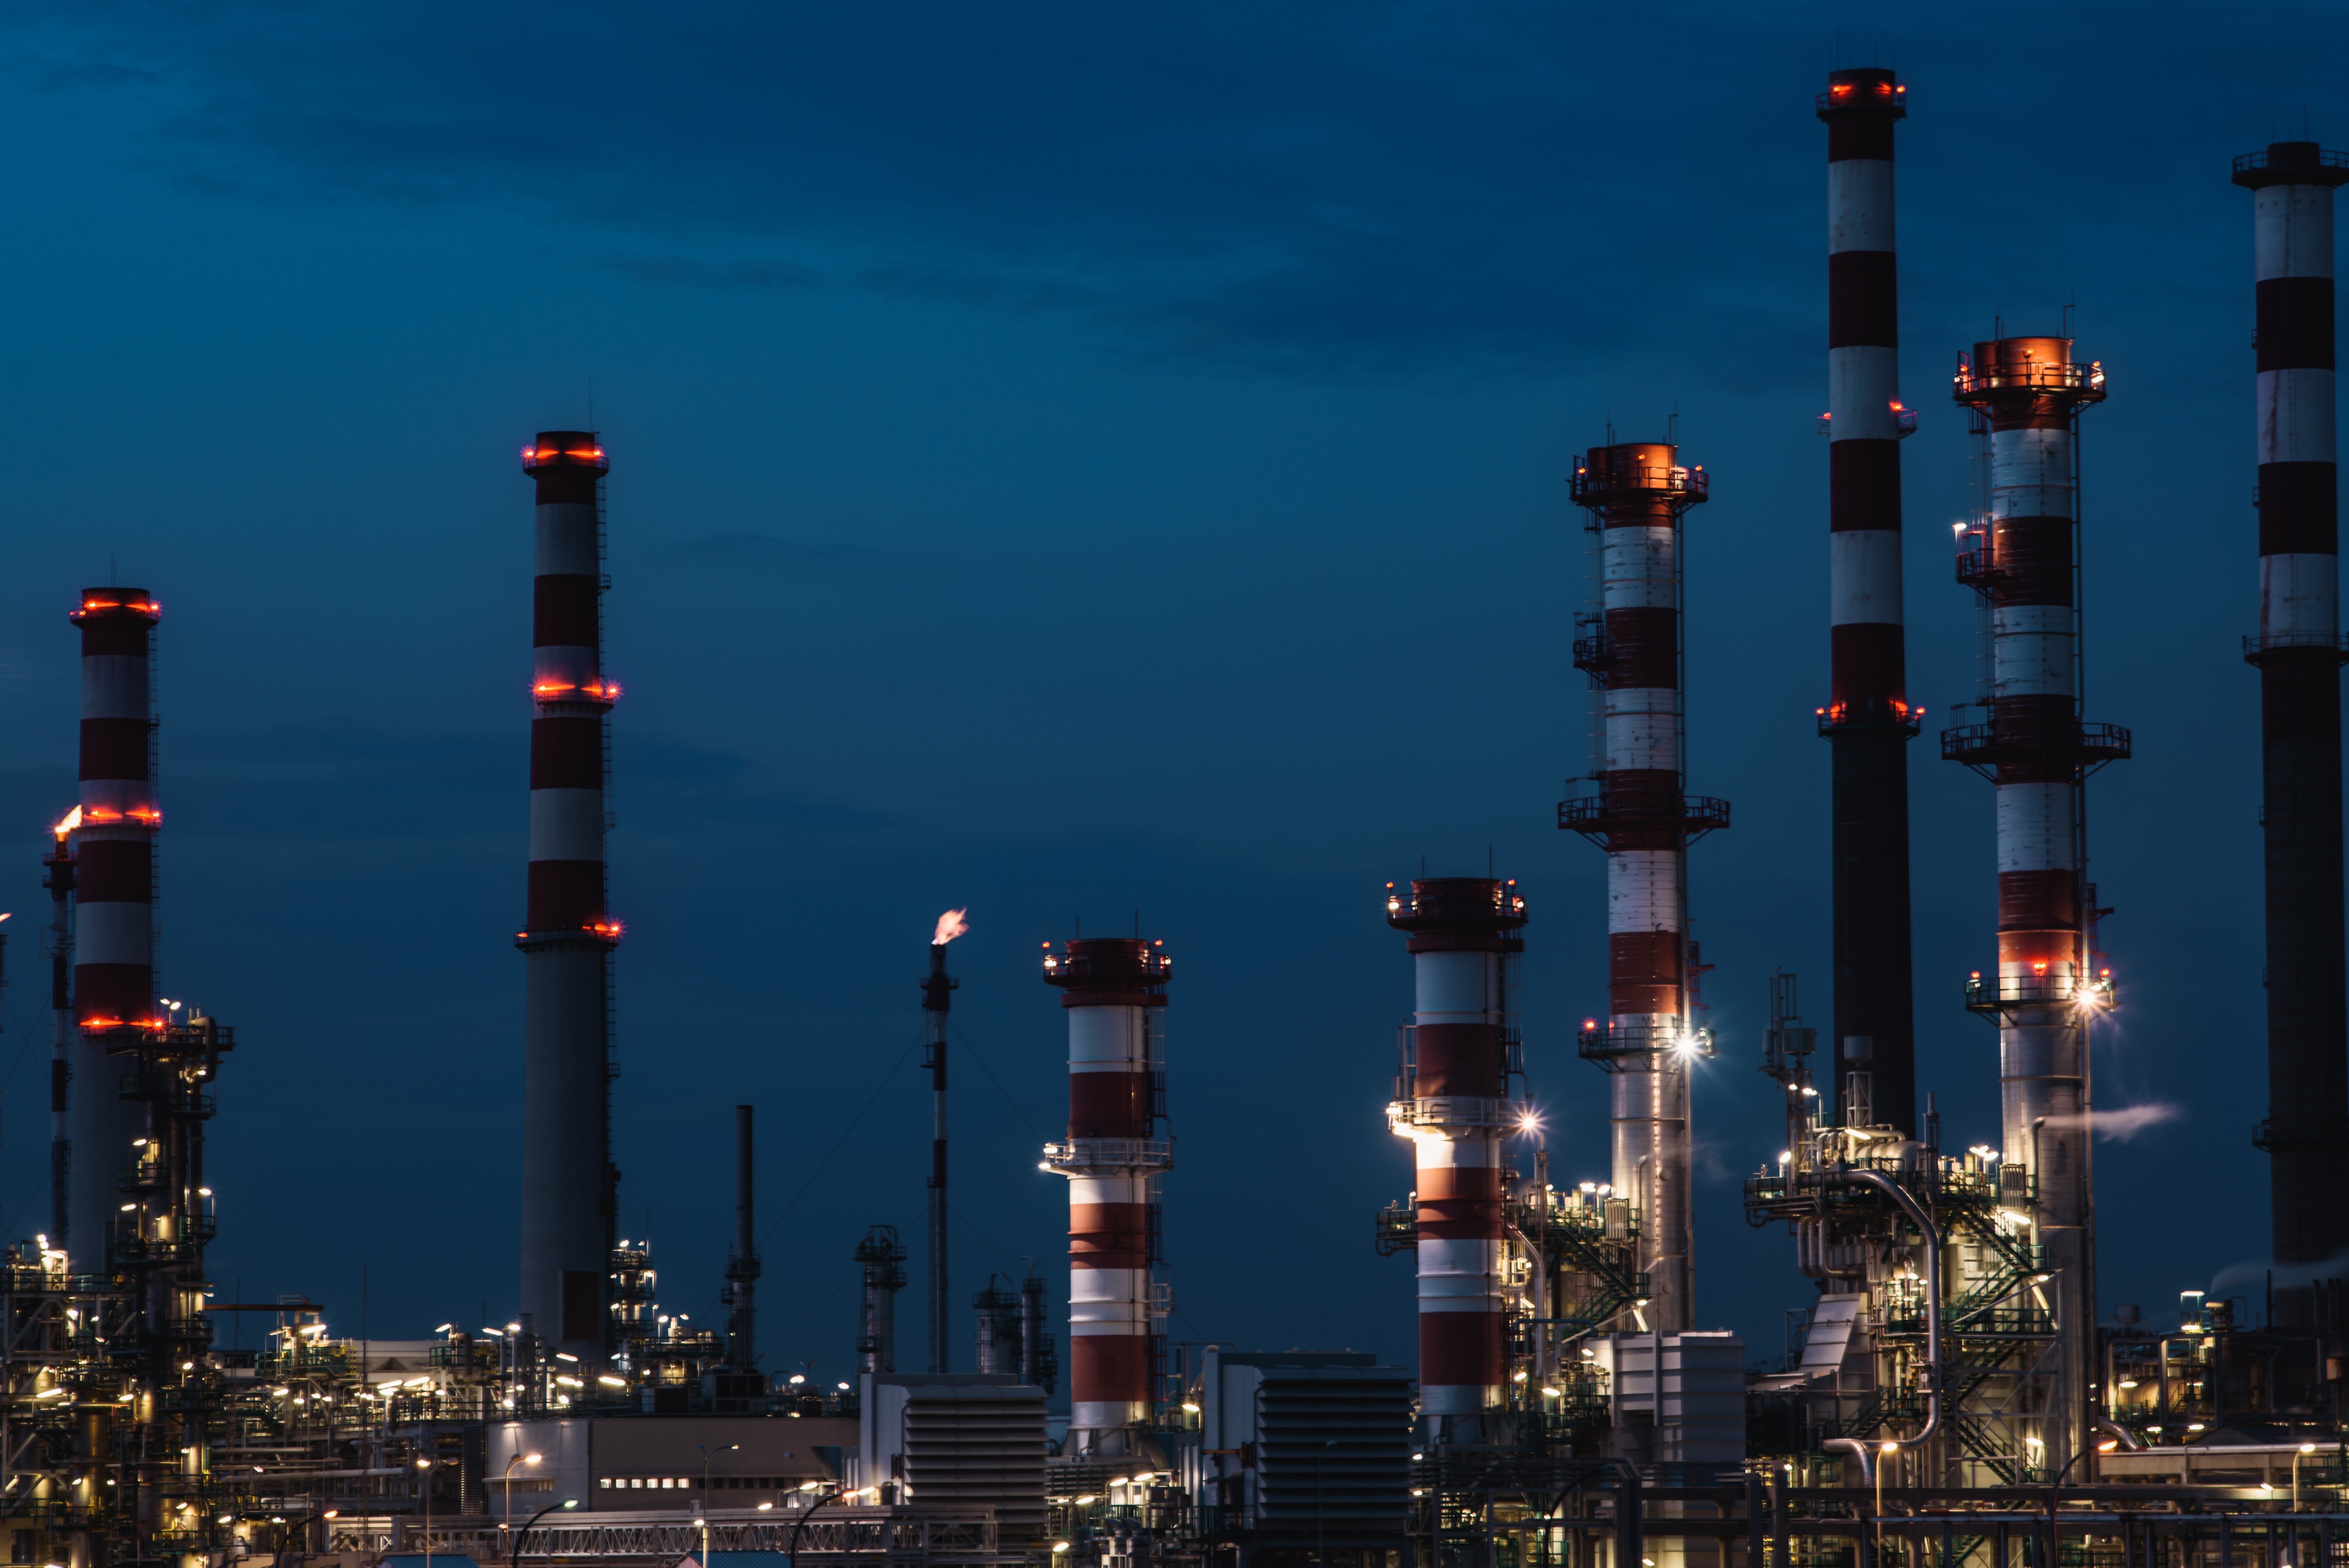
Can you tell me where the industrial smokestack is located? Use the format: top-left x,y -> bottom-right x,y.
1562,442 -> 1723,1335
854,1224 -> 908,1375
2234,141 -> 2349,1336
923,909 -> 965,1372
1948,332 -> 2124,1473
1041,934 -> 1170,1457
725,1104 -> 759,1372
1818,67 -> 1921,1137
43,818 -> 73,1248
1385,877 -> 1526,1444
66,586 -> 161,1269
516,430 -> 621,1365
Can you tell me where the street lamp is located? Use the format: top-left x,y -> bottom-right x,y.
513,1498 -> 579,1568
786,1485 -> 847,1568
697,1445 -> 740,1565
501,1453 -> 542,1559
2296,1441 -> 2319,1511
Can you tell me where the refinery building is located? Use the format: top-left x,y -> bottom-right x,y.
2,63 -> 2347,1568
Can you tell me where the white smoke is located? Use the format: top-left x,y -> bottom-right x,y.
2211,1245 -> 2349,1294
2039,1103 -> 2181,1141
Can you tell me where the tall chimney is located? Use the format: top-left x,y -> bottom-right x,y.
1817,67 -> 1921,1136
921,938 -> 957,1372
2234,141 -> 2349,1336
1386,877 -> 1526,1445
726,1104 -> 759,1371
1562,442 -> 1723,1335
516,430 -> 621,1365
43,821 -> 73,1248
66,586 -> 161,1268
1042,935 -> 1171,1457
1948,333 -> 2124,1474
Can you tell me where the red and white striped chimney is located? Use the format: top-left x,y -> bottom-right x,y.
1562,442 -> 1721,1336
517,430 -> 622,1365
2233,141 -> 2349,1334
66,586 -> 162,1269
1386,877 -> 1525,1445
1818,66 -> 1921,1137
1041,935 -> 1170,1456
1948,335 -> 2124,1474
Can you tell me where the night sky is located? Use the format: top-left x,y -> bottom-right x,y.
0,3 -> 2334,1389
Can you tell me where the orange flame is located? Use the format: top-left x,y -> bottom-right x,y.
53,807 -> 80,838
933,909 -> 969,946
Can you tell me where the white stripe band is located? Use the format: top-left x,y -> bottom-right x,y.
1995,783 -> 2075,873
2260,369 -> 2338,465
536,504 -> 601,576
1607,849 -> 1680,934
75,902 -> 151,967
2257,185 -> 2336,282
529,789 -> 605,863
1829,346 -> 1899,437
1829,529 -> 1902,626
1827,159 -> 1895,255
2262,552 -> 2340,638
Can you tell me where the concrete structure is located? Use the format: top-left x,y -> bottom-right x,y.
66,585 -> 162,1268
1563,442 -> 1723,1335
1949,333 -> 2125,1473
1041,936 -> 1171,1456
1385,878 -> 1526,1444
1818,66 -> 1921,1137
2235,141 -> 2349,1339
517,430 -> 623,1364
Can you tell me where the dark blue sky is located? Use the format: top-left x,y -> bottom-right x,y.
0,2 -> 2331,1377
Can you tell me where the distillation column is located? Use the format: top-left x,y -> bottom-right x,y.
1948,337 -> 2124,1475
855,1225 -> 908,1375
517,431 -> 622,1364
1042,936 -> 1171,1456
1562,444 -> 1723,1335
2234,142 -> 2349,1336
1387,878 -> 1526,1444
1818,66 -> 1920,1136
66,587 -> 162,1269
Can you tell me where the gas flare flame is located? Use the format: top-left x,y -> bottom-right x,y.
932,908 -> 969,946
52,807 -> 80,838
